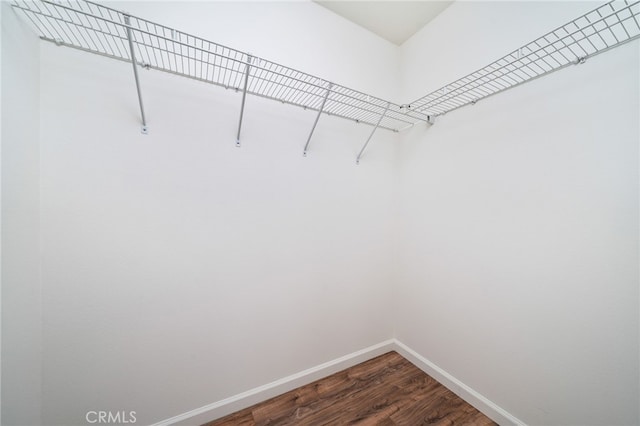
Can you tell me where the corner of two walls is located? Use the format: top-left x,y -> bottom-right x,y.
395,2 -> 639,425
1,2 -> 43,425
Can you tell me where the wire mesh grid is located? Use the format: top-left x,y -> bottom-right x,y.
409,0 -> 640,117
11,0 -> 431,132
11,0 -> 640,129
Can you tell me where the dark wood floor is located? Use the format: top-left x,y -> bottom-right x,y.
203,351 -> 497,425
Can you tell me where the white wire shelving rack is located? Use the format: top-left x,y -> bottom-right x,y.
10,0 -> 432,162
10,0 -> 640,162
408,0 -> 640,117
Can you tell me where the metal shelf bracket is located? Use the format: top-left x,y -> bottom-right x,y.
235,55 -> 252,147
356,102 -> 390,165
124,14 -> 148,135
303,82 -> 333,157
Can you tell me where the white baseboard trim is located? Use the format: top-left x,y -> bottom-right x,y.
151,339 -> 396,426
152,338 -> 525,426
392,339 -> 527,426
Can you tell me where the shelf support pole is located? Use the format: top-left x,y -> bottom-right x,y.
236,55 -> 253,147
124,15 -> 148,134
303,83 -> 333,157
356,102 -> 390,165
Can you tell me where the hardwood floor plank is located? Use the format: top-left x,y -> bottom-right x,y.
249,381 -> 329,424
304,363 -> 424,424
343,366 -> 444,424
207,410 -> 254,426
279,357 -> 414,425
203,352 -> 497,426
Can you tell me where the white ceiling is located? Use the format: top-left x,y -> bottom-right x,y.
314,1 -> 453,46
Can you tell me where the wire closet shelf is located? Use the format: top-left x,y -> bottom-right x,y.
11,0 -> 431,134
408,0 -> 640,117
10,0 -> 640,152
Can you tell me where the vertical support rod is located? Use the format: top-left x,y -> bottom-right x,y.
303,83 -> 333,157
124,15 -> 147,134
356,102 -> 390,165
236,55 -> 252,147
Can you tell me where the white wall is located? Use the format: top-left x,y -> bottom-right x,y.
397,2 -> 639,425
4,1 -> 639,425
0,2 -> 43,425
38,2 -> 397,424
